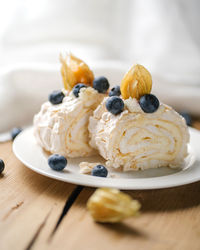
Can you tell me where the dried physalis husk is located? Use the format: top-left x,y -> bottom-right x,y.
121,64 -> 152,100
60,53 -> 94,90
87,188 -> 141,223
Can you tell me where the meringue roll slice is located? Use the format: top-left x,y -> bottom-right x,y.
89,98 -> 189,171
34,54 -> 106,157
89,64 -> 190,171
34,87 -> 105,157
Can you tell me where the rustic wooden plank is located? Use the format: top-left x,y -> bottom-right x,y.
0,142 -> 76,250
46,184 -> 200,250
32,186 -> 84,250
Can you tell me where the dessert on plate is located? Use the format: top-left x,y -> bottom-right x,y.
33,55 -> 189,173
34,54 -> 109,157
89,64 -> 189,171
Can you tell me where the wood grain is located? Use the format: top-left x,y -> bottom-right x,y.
0,142 -> 76,250
0,121 -> 200,250
41,184 -> 200,250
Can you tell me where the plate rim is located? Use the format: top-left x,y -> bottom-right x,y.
13,127 -> 200,190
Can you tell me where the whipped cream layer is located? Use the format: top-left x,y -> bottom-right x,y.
89,97 -> 189,171
34,87 -> 105,157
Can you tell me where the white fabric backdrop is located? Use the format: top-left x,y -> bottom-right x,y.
0,0 -> 199,132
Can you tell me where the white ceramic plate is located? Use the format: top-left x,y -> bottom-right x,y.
13,127 -> 200,190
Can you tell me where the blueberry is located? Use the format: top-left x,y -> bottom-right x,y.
0,159 -> 5,174
93,76 -> 110,93
139,94 -> 159,113
48,154 -> 67,171
91,165 -> 108,177
49,90 -> 65,105
11,127 -> 22,140
106,96 -> 124,115
73,84 -> 87,97
180,112 -> 192,126
109,85 -> 121,97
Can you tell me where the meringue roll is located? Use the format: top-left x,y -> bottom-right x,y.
34,87 -> 105,157
89,97 -> 189,171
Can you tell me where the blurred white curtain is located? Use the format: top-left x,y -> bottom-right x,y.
0,0 -> 200,131
0,0 -> 199,81
0,0 -> 130,64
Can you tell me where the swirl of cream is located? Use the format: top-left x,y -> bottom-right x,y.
34,87 -> 105,157
89,97 -> 189,171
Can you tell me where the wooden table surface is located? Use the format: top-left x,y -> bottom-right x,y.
1,120 -> 200,250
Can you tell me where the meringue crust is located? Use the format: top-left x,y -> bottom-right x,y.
34,87 -> 105,157
89,97 -> 189,171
